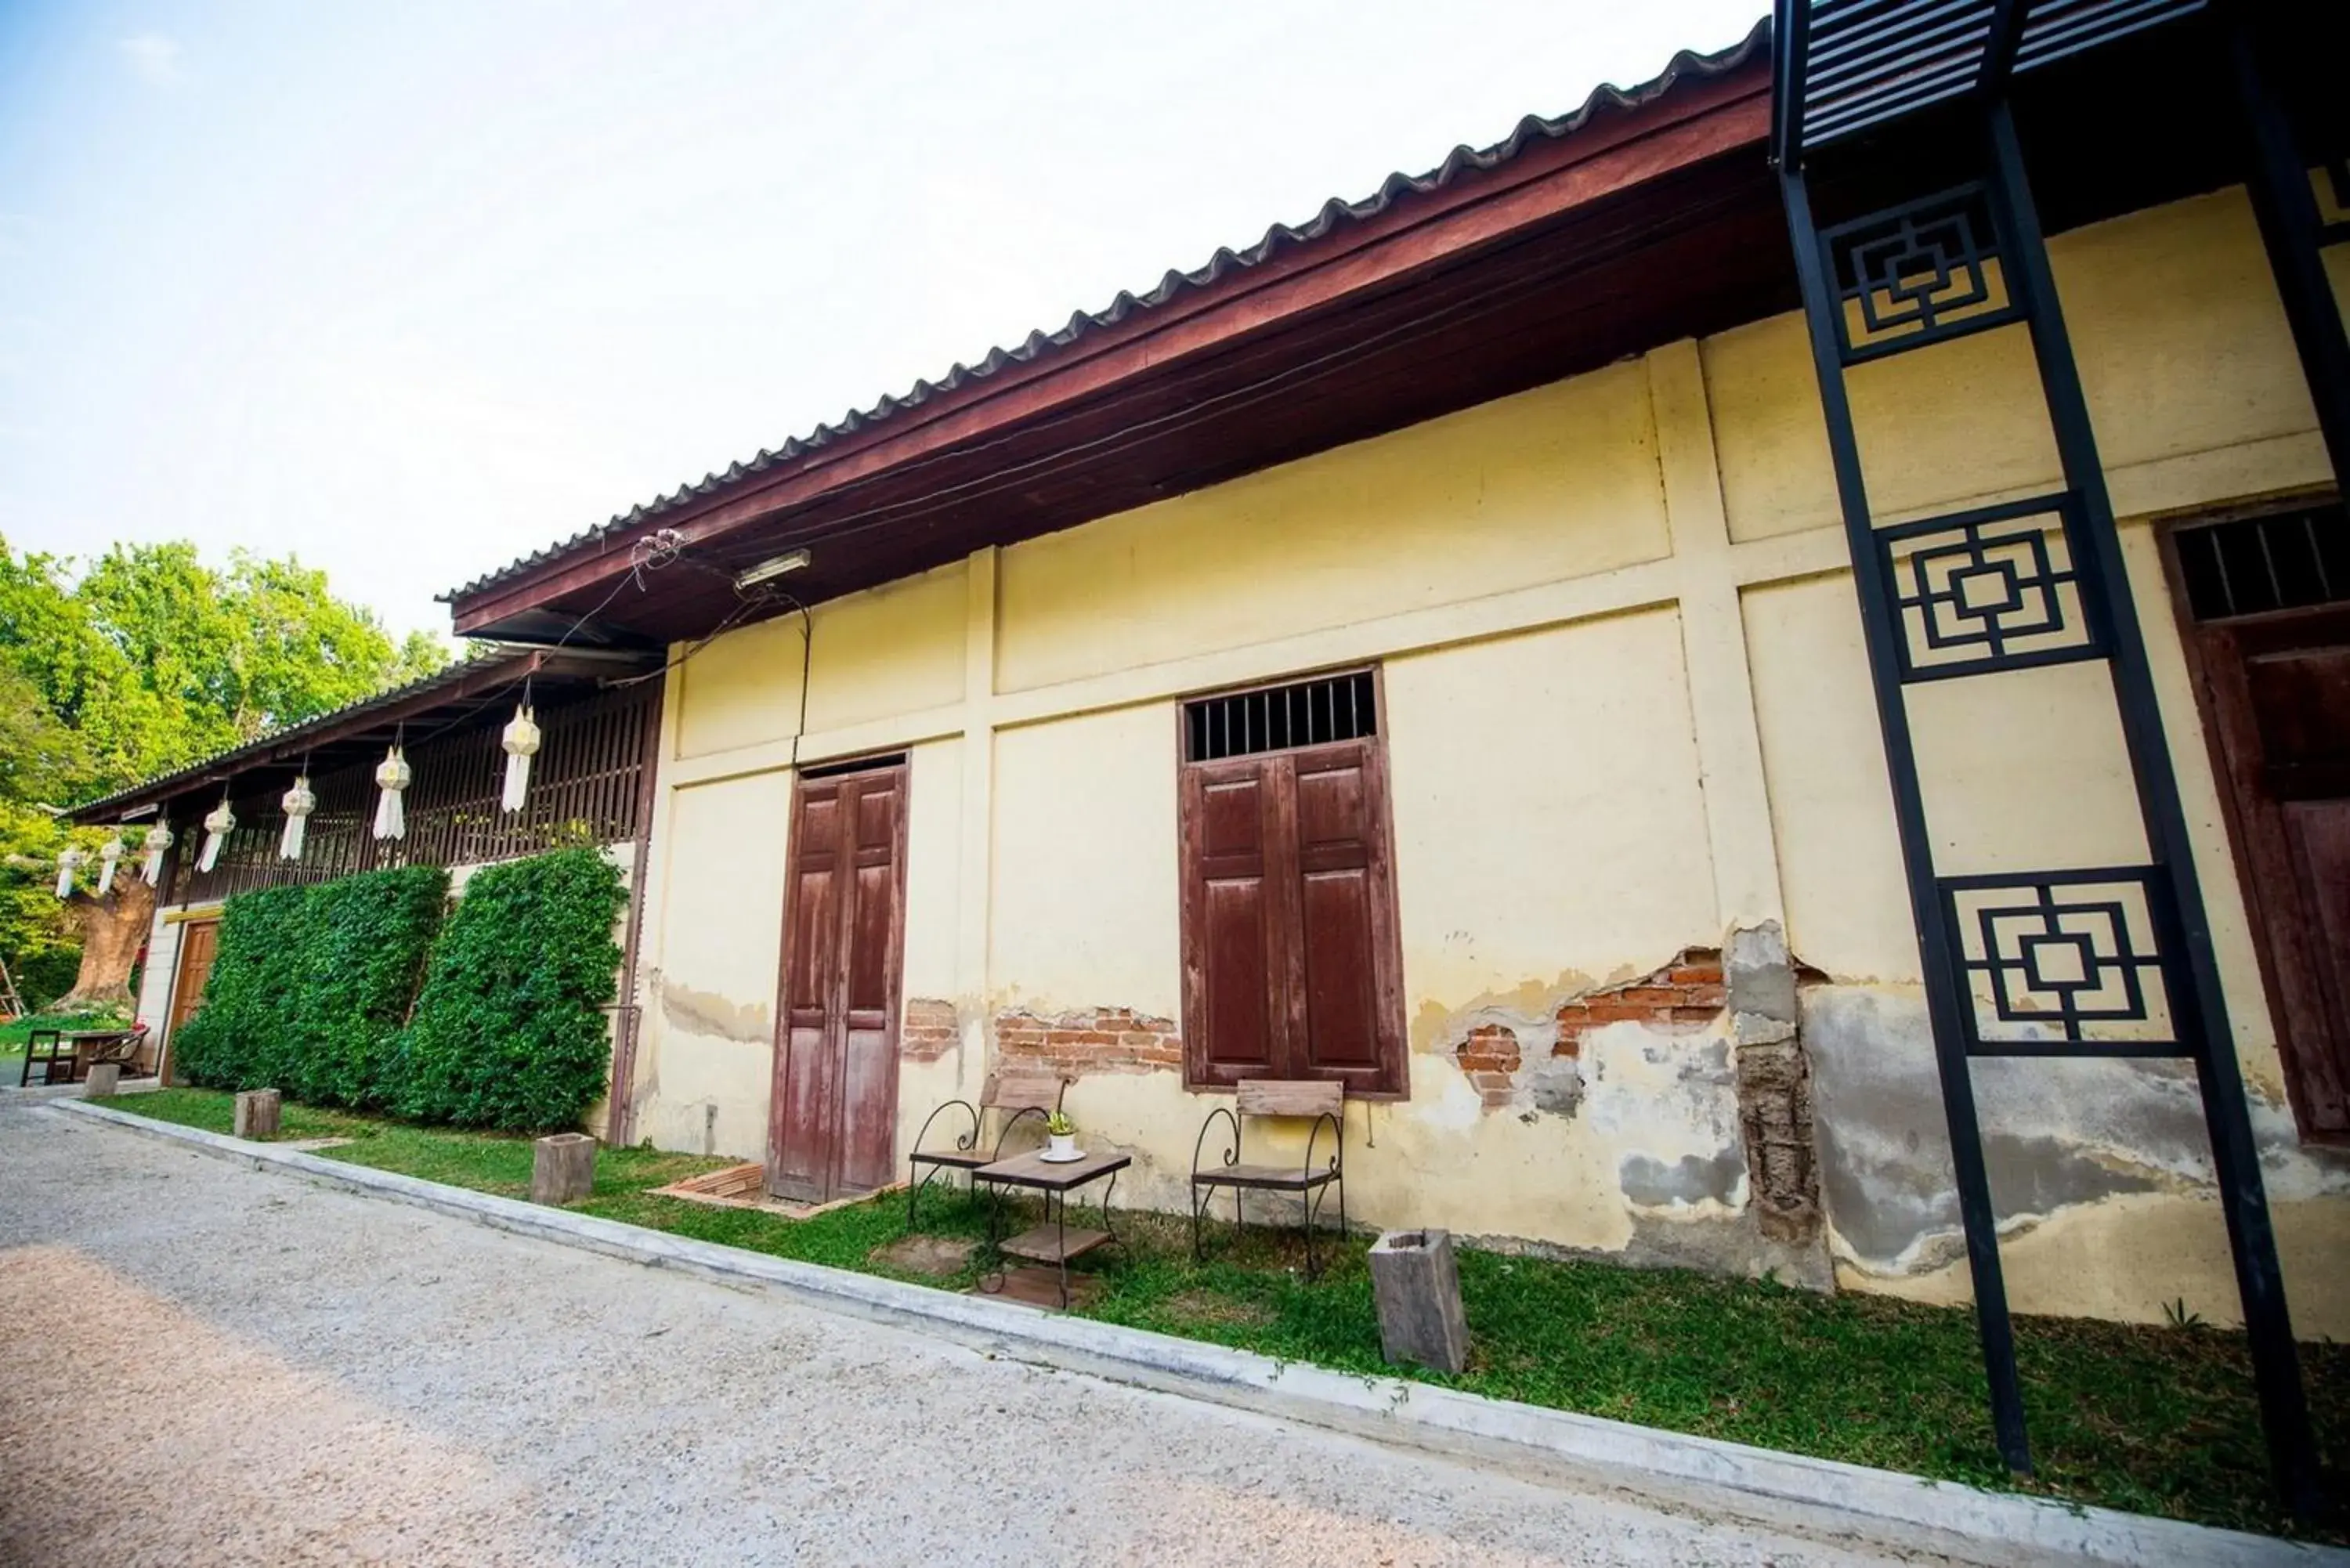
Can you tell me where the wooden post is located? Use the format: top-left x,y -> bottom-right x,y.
1368,1228 -> 1470,1374
532,1133 -> 596,1205
81,1062 -> 121,1098
233,1089 -> 281,1140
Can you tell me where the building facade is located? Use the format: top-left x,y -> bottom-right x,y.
606,178 -> 2348,1331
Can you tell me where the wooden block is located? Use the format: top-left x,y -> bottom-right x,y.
1237,1078 -> 1343,1118
81,1063 -> 121,1099
233,1089 -> 282,1140
531,1133 -> 597,1205
1368,1228 -> 1470,1374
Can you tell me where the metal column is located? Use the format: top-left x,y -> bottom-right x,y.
1775,97 -> 2323,1519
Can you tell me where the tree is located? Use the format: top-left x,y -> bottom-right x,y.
0,535 -> 450,1013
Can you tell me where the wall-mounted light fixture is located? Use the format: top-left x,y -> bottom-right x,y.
733,549 -> 810,591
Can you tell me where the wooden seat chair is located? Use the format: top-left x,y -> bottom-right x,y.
906,1070 -> 1069,1225
1191,1078 -> 1347,1279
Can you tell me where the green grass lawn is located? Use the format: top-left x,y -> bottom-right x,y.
97,1087 -> 2346,1540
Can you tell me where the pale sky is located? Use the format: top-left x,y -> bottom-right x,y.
0,1 -> 1766,640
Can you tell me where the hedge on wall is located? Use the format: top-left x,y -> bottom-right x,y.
392,846 -> 626,1132
171,884 -> 310,1093
173,866 -> 450,1105
287,867 -> 453,1107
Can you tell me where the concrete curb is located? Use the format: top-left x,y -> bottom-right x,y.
52,1099 -> 2337,1568
1,1078 -> 160,1106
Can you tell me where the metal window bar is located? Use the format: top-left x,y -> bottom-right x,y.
1183,671 -> 1376,764
2175,506 -> 2350,622
1776,76 -> 2319,1515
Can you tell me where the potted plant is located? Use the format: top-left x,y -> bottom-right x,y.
1043,1109 -> 1079,1162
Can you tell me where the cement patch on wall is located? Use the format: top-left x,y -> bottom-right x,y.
1804,984 -> 2350,1328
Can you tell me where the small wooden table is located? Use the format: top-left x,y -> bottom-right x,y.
972,1147 -> 1130,1309
19,1028 -> 145,1087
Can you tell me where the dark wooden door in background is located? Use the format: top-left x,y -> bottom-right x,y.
2185,602 -> 2350,1139
1179,736 -> 1405,1096
768,761 -> 908,1202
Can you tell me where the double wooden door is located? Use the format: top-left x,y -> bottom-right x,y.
768,762 -> 908,1202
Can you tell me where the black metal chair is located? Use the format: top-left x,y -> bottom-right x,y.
19,1029 -> 71,1087
907,1071 -> 1069,1224
1191,1078 -> 1347,1278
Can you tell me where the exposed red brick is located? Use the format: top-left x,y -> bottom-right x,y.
1554,947 -> 1724,1047
993,1005 -> 1182,1076
901,998 -> 960,1062
1452,1023 -> 1522,1110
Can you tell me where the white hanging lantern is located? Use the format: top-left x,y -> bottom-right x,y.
96,832 -> 127,895
54,847 -> 85,899
500,703 -> 540,813
279,775 -> 316,861
140,822 -> 174,887
198,797 -> 237,874
373,746 -> 411,840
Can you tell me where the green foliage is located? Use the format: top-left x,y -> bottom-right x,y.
0,533 -> 452,985
171,884 -> 317,1093
9,949 -> 85,1011
174,867 -> 450,1105
287,868 -> 451,1106
394,847 -> 627,1131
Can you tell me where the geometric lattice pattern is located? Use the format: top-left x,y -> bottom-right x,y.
1823,183 -> 2023,363
1941,868 -> 2191,1056
1878,494 -> 2101,680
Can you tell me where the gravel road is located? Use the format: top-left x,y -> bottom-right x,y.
0,1104 -> 1962,1567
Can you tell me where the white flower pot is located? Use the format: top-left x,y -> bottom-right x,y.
1047,1133 -> 1078,1161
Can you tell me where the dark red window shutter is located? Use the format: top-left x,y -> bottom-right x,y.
1286,739 -> 1401,1093
1180,757 -> 1285,1086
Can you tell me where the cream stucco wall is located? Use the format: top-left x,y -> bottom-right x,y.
620,185 -> 2350,1334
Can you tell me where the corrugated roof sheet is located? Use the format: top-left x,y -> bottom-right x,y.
442,17 -> 1772,605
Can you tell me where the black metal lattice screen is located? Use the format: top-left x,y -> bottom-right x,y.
1777,71 -> 2319,1513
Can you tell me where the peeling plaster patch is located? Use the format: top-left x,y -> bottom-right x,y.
1802,985 -> 2346,1278
901,998 -> 958,1061
1409,969 -> 1599,1053
1455,1022 -> 1522,1109
1521,1054 -> 1585,1118
994,1006 -> 1181,1075
1620,1150 -> 1746,1209
1554,947 -> 1726,1045
659,981 -> 770,1045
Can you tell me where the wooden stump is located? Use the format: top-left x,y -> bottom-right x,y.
1368,1228 -> 1470,1374
532,1133 -> 596,1205
233,1089 -> 281,1140
81,1063 -> 121,1099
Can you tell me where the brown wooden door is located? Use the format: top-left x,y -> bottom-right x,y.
163,919 -> 219,1080
768,761 -> 908,1201
2183,602 -> 2350,1138
1180,736 -> 1405,1096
